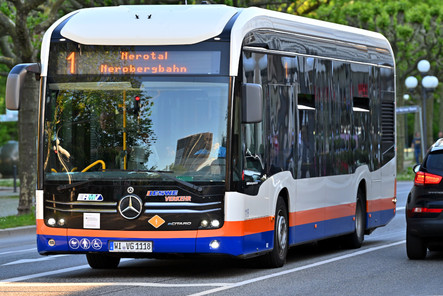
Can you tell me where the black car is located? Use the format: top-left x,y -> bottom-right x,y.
406,138 -> 443,259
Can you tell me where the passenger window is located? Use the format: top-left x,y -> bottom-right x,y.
243,122 -> 265,182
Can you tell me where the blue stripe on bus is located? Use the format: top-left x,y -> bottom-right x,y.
36,234 -> 273,256
367,208 -> 396,229
290,215 -> 355,245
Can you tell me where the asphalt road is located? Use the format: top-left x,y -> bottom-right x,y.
1,181 -> 443,296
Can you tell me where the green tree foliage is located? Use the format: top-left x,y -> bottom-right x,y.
314,0 -> 442,172
224,0 -> 332,15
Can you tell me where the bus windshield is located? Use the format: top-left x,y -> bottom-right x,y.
43,77 -> 229,183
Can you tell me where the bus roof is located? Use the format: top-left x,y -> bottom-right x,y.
41,4 -> 394,76
60,5 -> 238,46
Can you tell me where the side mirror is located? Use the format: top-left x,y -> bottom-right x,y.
242,83 -> 263,123
6,63 -> 40,110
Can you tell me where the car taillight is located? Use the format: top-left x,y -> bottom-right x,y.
412,207 -> 443,213
414,171 -> 443,185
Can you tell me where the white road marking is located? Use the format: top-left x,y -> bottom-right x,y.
0,265 -> 91,283
0,282 -> 230,288
0,241 -> 405,293
189,240 -> 406,296
2,255 -> 69,266
0,248 -> 36,256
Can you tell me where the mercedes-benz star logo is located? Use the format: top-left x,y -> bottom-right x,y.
118,195 -> 143,220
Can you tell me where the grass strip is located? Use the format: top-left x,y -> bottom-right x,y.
0,211 -> 35,229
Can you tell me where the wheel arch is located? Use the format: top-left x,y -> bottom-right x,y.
277,187 -> 290,213
358,178 -> 367,203
357,178 -> 369,233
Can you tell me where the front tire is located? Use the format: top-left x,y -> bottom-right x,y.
86,253 -> 121,269
262,197 -> 289,268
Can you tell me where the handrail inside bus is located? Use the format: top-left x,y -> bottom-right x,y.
81,160 -> 106,172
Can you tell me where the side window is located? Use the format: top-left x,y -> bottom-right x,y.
426,152 -> 443,174
243,122 -> 265,182
297,56 -> 316,179
351,64 -> 371,169
267,83 -> 296,177
241,51 -> 267,185
353,96 -> 370,167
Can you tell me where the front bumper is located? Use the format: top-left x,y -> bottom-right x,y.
36,219 -> 274,257
407,217 -> 443,238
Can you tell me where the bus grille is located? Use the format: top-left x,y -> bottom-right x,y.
44,200 -> 222,214
45,200 -> 118,213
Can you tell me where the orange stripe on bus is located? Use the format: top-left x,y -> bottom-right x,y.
197,217 -> 274,238
36,219 -> 66,236
289,197 -> 395,227
289,203 -> 355,227
36,218 -> 274,239
367,197 -> 396,212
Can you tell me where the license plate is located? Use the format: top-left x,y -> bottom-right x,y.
109,241 -> 153,253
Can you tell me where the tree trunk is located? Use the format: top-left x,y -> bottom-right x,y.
17,72 -> 39,215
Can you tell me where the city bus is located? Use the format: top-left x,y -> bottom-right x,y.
6,4 -> 396,268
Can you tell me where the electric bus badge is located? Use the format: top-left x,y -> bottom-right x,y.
118,195 -> 143,220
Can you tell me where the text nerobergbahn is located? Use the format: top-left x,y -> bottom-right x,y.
6,4 -> 396,268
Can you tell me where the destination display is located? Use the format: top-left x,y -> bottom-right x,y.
55,50 -> 221,75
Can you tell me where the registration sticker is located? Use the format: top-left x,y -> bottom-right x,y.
84,213 -> 100,229
109,241 -> 153,253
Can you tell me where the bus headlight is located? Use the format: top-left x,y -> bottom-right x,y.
58,218 -> 65,226
200,220 -> 209,228
47,218 -> 56,226
210,219 -> 220,228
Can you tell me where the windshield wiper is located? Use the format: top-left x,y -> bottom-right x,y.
56,171 -> 204,193
146,170 -> 203,193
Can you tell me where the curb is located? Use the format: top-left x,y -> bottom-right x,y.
0,225 -> 36,238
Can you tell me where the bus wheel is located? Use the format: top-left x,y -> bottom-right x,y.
345,190 -> 365,248
262,197 -> 288,268
86,253 -> 120,269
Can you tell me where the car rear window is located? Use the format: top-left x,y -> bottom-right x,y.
425,151 -> 443,173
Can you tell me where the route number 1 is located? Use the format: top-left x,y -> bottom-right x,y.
66,52 -> 76,74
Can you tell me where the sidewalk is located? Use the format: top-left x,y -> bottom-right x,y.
0,187 -> 36,238
0,187 -> 20,217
